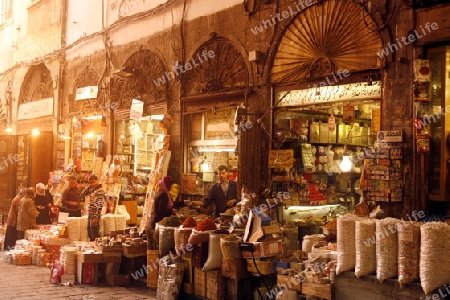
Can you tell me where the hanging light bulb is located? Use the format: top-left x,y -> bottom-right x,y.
339,155 -> 352,172
201,156 -> 210,172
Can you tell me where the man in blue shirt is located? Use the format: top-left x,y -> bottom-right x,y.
203,165 -> 239,218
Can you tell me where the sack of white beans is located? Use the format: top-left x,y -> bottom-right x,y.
376,218 -> 399,283
355,219 -> 376,277
397,221 -> 420,288
336,214 -> 361,275
420,222 -> 450,294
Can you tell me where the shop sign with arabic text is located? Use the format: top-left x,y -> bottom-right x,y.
275,81 -> 381,106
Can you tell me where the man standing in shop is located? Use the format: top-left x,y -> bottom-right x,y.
202,165 -> 239,218
80,174 -> 105,241
61,175 -> 82,217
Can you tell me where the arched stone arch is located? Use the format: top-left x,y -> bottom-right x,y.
70,69 -> 101,114
183,36 -> 250,97
111,49 -> 168,111
268,0 -> 385,84
19,63 -> 53,104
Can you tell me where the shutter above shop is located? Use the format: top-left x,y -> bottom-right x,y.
270,0 -> 383,83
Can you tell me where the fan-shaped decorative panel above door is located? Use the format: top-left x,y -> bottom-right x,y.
183,37 -> 249,97
19,63 -> 53,103
270,0 -> 383,83
70,69 -> 101,114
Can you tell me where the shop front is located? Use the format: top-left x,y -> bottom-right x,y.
68,68 -> 109,183
180,36 -> 251,211
15,63 -> 56,192
110,48 -> 170,226
265,0 -> 390,225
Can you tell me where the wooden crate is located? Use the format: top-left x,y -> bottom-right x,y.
206,270 -> 226,300
192,242 -> 208,268
221,258 -> 249,279
194,267 -> 207,298
123,243 -> 147,258
302,282 -> 334,300
77,252 -> 103,263
277,274 -> 301,292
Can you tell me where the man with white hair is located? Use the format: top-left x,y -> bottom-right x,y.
35,182 -> 54,224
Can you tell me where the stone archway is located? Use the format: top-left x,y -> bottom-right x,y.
111,49 -> 168,112
270,0 -> 384,83
183,37 -> 249,97
19,63 -> 53,103
70,69 -> 101,114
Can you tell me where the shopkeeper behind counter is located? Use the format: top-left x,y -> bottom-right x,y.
187,165 -> 239,218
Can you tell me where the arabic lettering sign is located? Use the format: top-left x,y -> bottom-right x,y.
268,149 -> 294,168
75,86 -> 98,100
18,97 -> 53,120
275,81 -> 382,106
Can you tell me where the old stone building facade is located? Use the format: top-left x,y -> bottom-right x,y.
0,0 -> 450,217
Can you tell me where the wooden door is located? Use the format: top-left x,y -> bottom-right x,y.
0,135 -> 17,216
30,131 -> 53,186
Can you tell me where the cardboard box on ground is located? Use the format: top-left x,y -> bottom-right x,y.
241,210 -> 283,259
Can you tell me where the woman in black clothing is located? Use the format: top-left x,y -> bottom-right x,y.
150,176 -> 176,230
35,183 -> 54,225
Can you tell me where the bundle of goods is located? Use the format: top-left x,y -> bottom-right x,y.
376,218 -> 399,283
220,234 -> 242,259
31,245 -> 43,265
397,221 -> 420,288
281,222 -> 299,251
156,255 -> 185,299
336,214 -> 361,275
355,219 -> 376,277
420,222 -> 450,294
188,218 -> 217,246
322,218 -> 338,236
202,232 -> 229,271
123,237 -> 147,258
157,215 -> 182,257
79,216 -> 89,242
60,246 -> 77,275
302,234 -> 326,254
174,217 -> 198,256
66,217 -> 81,242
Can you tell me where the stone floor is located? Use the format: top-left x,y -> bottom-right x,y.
0,254 -> 157,300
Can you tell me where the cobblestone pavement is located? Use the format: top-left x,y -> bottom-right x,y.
0,257 -> 157,300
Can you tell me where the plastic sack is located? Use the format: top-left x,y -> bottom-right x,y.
397,221 -> 420,288
355,219 -> 376,277
158,225 -> 176,257
376,218 -> 399,283
156,256 -> 185,300
202,233 -> 228,271
420,222 -> 450,294
174,227 -> 193,256
336,214 -> 361,275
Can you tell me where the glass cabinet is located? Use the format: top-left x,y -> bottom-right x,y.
427,47 -> 450,201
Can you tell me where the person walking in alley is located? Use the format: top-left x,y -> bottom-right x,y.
4,188 -> 26,250
80,174 -> 105,241
16,188 -> 40,240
